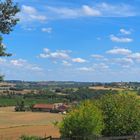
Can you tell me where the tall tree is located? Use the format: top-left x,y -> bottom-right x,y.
98,93 -> 140,136
0,0 -> 19,80
0,0 -> 19,56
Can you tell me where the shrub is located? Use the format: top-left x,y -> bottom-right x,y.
20,135 -> 41,140
99,93 -> 140,136
59,100 -> 104,138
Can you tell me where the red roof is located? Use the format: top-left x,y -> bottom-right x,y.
33,104 -> 54,109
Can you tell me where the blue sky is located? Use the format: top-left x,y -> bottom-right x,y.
1,0 -> 140,82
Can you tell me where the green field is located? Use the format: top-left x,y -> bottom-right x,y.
0,98 -> 64,106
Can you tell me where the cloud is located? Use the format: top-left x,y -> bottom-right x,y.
130,53 -> 140,59
46,3 -> 136,19
41,27 -> 52,33
39,48 -> 88,64
62,60 -> 72,66
30,66 -> 43,71
17,2 -> 136,27
72,58 -> 86,63
107,48 -> 140,65
91,54 -> 104,59
113,58 -> 133,66
120,29 -> 131,35
10,59 -> 26,67
0,58 -> 44,81
106,48 -> 132,55
97,3 -> 136,17
110,35 -> 133,43
128,53 -> 140,62
77,67 -> 94,72
19,5 -> 47,23
77,63 -> 109,72
81,5 -> 101,16
10,59 -> 43,72
0,58 -> 43,73
39,48 -> 70,60
47,5 -> 101,19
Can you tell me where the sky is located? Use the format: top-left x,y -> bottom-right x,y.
1,0 -> 140,82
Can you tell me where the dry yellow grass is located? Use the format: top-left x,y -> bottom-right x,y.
0,89 -> 37,95
0,125 -> 60,140
89,86 -> 125,91
0,107 -> 62,140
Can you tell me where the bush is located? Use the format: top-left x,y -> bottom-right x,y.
20,135 -> 41,140
15,100 -> 26,112
99,93 -> 140,136
59,100 -> 104,138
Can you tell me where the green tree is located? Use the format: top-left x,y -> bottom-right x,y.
99,93 -> 140,136
0,0 -> 19,56
59,100 -> 104,139
15,100 -> 25,112
0,74 -> 4,82
0,0 -> 19,80
0,37 -> 11,56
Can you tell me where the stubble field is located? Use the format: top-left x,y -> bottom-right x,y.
0,107 -> 62,140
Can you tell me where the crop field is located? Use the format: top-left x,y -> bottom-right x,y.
0,98 -> 53,106
0,107 -> 63,140
89,86 -> 127,91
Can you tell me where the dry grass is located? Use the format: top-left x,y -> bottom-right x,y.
0,125 -> 60,140
0,89 -> 36,95
0,107 -> 62,140
89,86 -> 125,91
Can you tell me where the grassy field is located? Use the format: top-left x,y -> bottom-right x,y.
0,107 -> 63,140
0,97 -> 64,106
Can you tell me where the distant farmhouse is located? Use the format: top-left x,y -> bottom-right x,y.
32,104 -> 54,112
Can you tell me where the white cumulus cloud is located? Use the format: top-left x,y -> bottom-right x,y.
91,54 -> 104,59
120,28 -> 131,35
19,5 -> 47,23
110,35 -> 133,43
106,48 -> 132,55
72,58 -> 86,63
77,67 -> 94,72
39,48 -> 70,60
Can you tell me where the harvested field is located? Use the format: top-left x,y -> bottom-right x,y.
0,125 -> 60,140
0,107 -> 63,140
89,86 -> 126,91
